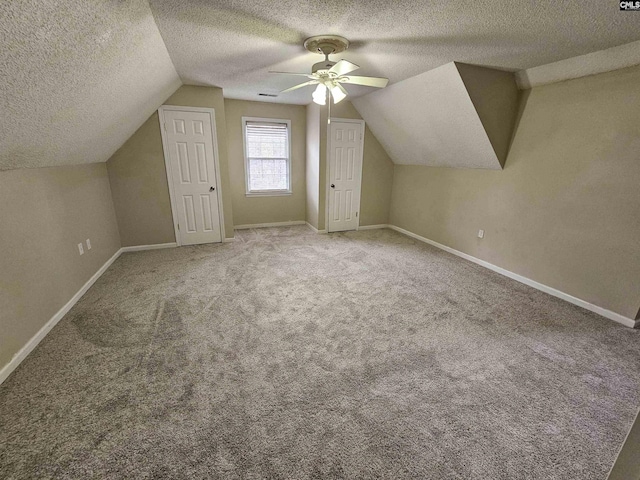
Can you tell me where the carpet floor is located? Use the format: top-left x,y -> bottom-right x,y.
1,226 -> 639,479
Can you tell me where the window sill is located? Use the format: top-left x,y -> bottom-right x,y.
246,191 -> 292,197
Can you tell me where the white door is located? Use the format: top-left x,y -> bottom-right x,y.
162,109 -> 222,245
328,120 -> 364,232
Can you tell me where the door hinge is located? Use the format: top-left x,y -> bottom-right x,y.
177,223 -> 180,231
163,123 -> 167,131
356,212 -> 358,217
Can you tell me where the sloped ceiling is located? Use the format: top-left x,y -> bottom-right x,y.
517,39 -> 640,89
456,63 -> 520,167
3,1 -> 640,171
352,62 -> 519,169
0,0 -> 180,170
147,0 -> 640,104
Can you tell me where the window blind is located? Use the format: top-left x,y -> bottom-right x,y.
245,121 -> 290,192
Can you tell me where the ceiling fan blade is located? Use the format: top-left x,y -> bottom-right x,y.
339,75 -> 389,88
270,71 -> 315,79
280,80 -> 318,93
329,60 -> 359,76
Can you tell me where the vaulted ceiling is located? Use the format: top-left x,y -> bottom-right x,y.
0,0 -> 180,170
353,62 -> 520,169
148,0 -> 640,104
2,0 -> 640,170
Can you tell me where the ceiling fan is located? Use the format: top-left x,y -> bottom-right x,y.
270,35 -> 389,105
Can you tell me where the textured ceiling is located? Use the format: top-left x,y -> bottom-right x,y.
148,0 -> 640,104
517,39 -> 640,89
352,62 -> 518,169
0,0 -> 180,170
3,1 -> 640,171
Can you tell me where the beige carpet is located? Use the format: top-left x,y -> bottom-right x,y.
1,226 -> 639,479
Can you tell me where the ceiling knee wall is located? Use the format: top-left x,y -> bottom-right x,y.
351,62 -> 520,169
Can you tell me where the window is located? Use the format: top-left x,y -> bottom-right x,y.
243,117 -> 292,195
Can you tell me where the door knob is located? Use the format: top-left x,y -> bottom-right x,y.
330,184 -> 335,188
209,186 -> 215,192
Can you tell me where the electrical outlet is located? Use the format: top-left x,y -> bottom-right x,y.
78,243 -> 84,255
86,239 -> 91,250
477,229 -> 485,239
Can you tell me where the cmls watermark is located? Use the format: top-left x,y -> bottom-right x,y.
620,1 -> 640,10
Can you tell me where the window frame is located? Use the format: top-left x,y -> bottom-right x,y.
242,116 -> 292,197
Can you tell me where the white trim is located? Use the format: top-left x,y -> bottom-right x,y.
0,236 -> 261,385
242,116 -> 292,195
158,107 -> 180,244
3,227 -> 635,387
234,220 -> 306,230
325,118 -> 366,233
358,224 -> 389,231
245,192 -> 292,197
120,242 -> 177,253
223,237 -> 235,243
306,222 -> 327,234
158,105 -> 226,246
387,225 -> 638,328
0,248 -> 122,385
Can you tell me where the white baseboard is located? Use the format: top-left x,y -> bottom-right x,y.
358,224 -> 389,230
120,242 -> 177,253
306,221 -> 318,233
0,241 -> 191,386
308,222 -> 328,234
223,237 -> 235,243
234,220 -> 306,230
306,222 -> 328,234
3,227 -> 635,387
0,248 -> 122,385
387,225 -> 638,329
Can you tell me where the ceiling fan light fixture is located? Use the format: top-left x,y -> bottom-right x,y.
272,35 -> 388,105
329,83 -> 347,104
312,83 -> 327,105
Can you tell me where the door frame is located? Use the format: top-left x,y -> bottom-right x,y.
158,105 -> 226,246
324,118 -> 365,233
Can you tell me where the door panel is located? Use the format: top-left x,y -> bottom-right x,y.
183,196 -> 197,232
328,121 -> 363,232
164,110 -> 222,245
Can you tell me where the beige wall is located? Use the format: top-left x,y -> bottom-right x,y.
318,106 -> 329,231
389,65 -> 640,319
107,112 -> 175,247
0,164 -> 121,370
455,63 -> 520,167
351,62 -> 506,170
608,409 -> 640,480
107,85 -> 235,243
359,125 -> 394,227
306,103 -> 321,229
224,99 -> 306,226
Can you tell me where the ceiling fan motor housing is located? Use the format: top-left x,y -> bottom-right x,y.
304,35 -> 349,74
312,60 -> 337,74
